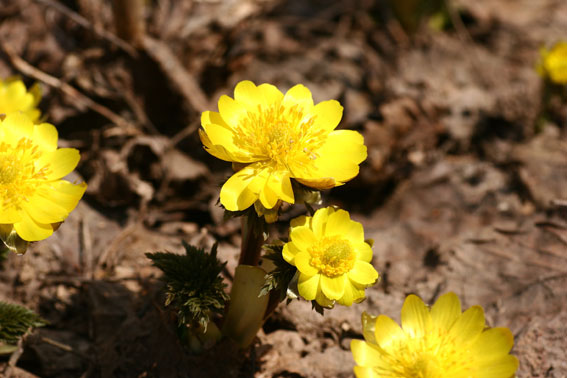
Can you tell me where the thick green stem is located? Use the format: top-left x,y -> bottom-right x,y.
222,265 -> 269,348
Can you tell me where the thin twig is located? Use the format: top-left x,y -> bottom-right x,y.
34,0 -> 138,57
0,42 -> 140,134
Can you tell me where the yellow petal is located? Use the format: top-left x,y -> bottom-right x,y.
36,181 -> 86,213
289,226 -> 317,250
311,206 -> 333,237
218,94 -> 247,126
401,294 -> 432,338
199,128 -> 234,162
297,273 -> 320,301
476,355 -> 519,378
282,241 -> 301,263
348,261 -> 379,286
234,81 -> 283,111
470,327 -> 515,360
353,366 -> 379,378
22,194 -> 69,224
290,215 -> 310,228
0,206 -> 22,223
354,242 -> 373,262
449,305 -> 485,345
201,111 -> 255,163
233,80 -> 260,111
295,251 -> 318,276
324,208 -> 352,237
338,280 -> 366,306
257,83 -> 284,106
320,274 -> 346,300
312,130 -> 367,183
431,292 -> 461,331
13,211 -> 53,241
31,123 -> 58,152
374,314 -> 405,350
315,288 -> 335,308
39,148 -> 80,180
351,339 -> 382,368
295,176 -> 337,190
219,165 -> 262,211
282,84 -> 314,113
2,113 -> 34,141
267,170 -> 294,204
313,99 -> 343,132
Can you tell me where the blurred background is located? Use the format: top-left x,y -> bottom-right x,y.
0,0 -> 566,376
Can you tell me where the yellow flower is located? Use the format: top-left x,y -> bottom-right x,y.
537,42 -> 567,84
200,80 -> 367,213
351,293 -> 519,378
0,78 -> 42,122
0,113 -> 87,248
282,207 -> 379,307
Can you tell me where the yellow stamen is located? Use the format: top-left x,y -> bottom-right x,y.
309,236 -> 355,277
0,138 -> 49,211
232,104 -> 326,170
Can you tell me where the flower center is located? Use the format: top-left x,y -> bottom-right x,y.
0,138 -> 48,211
309,236 -> 355,277
232,104 -> 327,170
375,328 -> 474,377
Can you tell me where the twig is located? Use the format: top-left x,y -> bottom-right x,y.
142,36 -> 210,113
3,335 -> 25,378
0,42 -> 140,134
34,0 -> 138,57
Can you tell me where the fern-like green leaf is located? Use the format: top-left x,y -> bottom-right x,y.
146,242 -> 229,330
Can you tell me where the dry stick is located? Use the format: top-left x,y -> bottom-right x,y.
34,0 -> 137,57
112,0 -> 145,47
142,36 -> 211,113
1,42 -> 140,135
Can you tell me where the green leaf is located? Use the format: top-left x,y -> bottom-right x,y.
146,242 -> 229,330
0,302 -> 47,344
260,243 -> 297,303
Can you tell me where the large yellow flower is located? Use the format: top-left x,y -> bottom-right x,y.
282,207 -> 379,307
351,293 -> 519,378
537,41 -> 567,84
0,113 -> 86,248
0,78 -> 42,122
200,80 -> 367,213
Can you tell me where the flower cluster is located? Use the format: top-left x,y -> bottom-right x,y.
351,293 -> 519,378
0,79 -> 86,253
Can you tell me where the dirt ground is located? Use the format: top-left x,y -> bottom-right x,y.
0,0 -> 566,377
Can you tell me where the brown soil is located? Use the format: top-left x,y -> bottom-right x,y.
1,0 -> 566,377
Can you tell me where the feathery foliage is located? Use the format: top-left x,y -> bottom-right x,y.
146,242 -> 228,329
260,243 -> 297,302
0,301 -> 46,344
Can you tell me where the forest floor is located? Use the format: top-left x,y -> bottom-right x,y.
0,0 -> 566,377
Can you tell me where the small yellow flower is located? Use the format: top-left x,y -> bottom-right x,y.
0,113 -> 86,247
200,80 -> 367,213
282,207 -> 379,307
537,42 -> 567,85
351,292 -> 519,378
0,78 -> 42,122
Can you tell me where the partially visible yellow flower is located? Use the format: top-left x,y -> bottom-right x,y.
200,80 -> 367,214
282,207 -> 378,307
0,113 -> 86,249
0,78 -> 42,122
537,42 -> 567,84
351,292 -> 519,378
